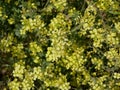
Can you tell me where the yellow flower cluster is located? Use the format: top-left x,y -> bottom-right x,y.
96,0 -> 118,10
106,32 -> 119,46
50,0 -> 67,12
80,5 -> 96,36
90,28 -> 104,48
20,15 -> 44,35
29,41 -> 42,56
0,33 -> 14,52
91,58 -> 103,70
13,60 -> 25,79
46,13 -> 72,62
11,43 -> 26,59
104,48 -> 120,67
8,18 -> 15,25
9,61 -> 37,90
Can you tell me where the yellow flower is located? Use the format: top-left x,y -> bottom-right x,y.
8,18 -> 15,25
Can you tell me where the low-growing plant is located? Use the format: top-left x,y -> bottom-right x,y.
0,0 -> 120,90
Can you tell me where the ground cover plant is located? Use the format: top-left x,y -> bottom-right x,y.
0,0 -> 120,90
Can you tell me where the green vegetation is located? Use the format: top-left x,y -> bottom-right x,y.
0,0 -> 120,90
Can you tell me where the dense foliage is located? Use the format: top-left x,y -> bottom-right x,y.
0,0 -> 120,89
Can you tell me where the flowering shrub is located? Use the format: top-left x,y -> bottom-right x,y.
0,0 -> 120,89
